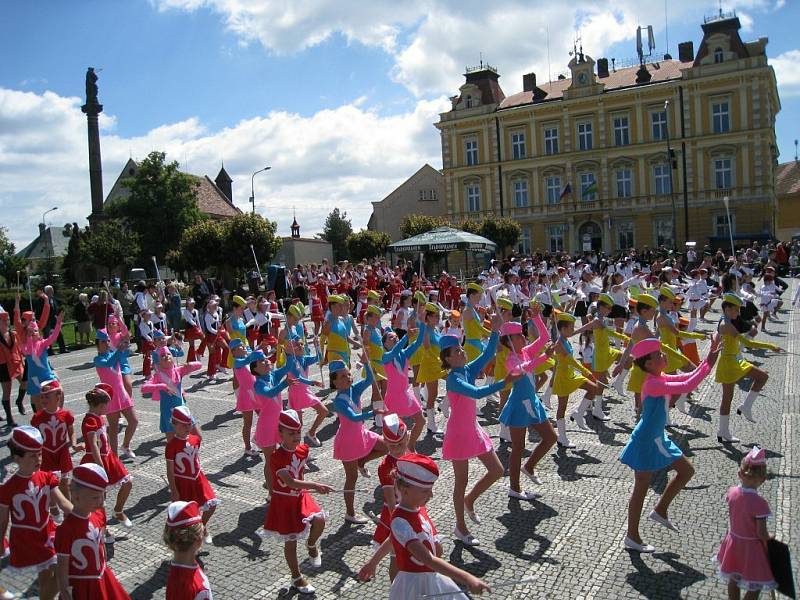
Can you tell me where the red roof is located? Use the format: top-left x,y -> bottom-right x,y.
188,175 -> 241,218
499,60 -> 689,110
776,161 -> 800,197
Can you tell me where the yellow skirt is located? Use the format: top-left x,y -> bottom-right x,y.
534,356 -> 555,375
464,339 -> 483,362
627,365 -> 645,393
417,347 -> 445,384
593,347 -> 621,374
553,370 -> 589,397
664,344 -> 688,374
715,357 -> 753,384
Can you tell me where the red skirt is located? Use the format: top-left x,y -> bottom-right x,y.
262,492 -> 325,541
42,446 -> 74,479
371,505 -> 392,546
82,453 -> 130,488
175,474 -> 218,511
70,568 -> 131,600
7,522 -> 56,572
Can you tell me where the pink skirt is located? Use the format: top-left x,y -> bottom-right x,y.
236,387 -> 258,412
384,363 -> 422,417
254,400 -> 281,448
288,383 -> 322,411
714,533 -> 777,592
333,418 -> 379,462
441,392 -> 493,461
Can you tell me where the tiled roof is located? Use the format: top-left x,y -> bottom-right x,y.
499,60 -> 690,110
187,175 -> 241,218
16,226 -> 71,260
776,160 -> 800,197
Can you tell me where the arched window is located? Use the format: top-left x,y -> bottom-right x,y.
714,47 -> 724,63
465,95 -> 473,108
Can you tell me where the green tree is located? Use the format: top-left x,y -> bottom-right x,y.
108,151 -> 204,264
479,217 -> 521,256
220,213 -> 282,272
61,223 -> 86,285
80,220 -> 141,277
346,230 -> 391,261
399,214 -> 447,239
0,227 -> 28,288
319,208 -> 352,261
176,220 -> 225,273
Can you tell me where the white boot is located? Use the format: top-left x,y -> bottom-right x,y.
717,414 -> 740,443
426,408 -> 440,434
419,385 -> 428,404
675,394 -> 689,415
736,390 -> 758,423
688,317 -> 697,332
612,368 -> 629,396
412,385 -> 422,403
499,423 -> 512,443
440,394 -> 450,419
570,398 -> 592,430
556,418 -> 574,448
592,397 -> 610,421
540,384 -> 553,410
373,401 -> 384,428
665,399 -> 678,427
485,376 -> 498,405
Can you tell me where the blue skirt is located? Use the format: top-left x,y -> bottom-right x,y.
159,393 -> 184,433
619,395 -> 682,472
499,395 -> 548,427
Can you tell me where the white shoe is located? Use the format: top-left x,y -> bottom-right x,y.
104,532 -> 115,544
648,510 -> 680,532
120,447 -> 136,460
465,505 -> 481,524
113,512 -> 133,528
305,434 -> 322,447
623,536 -> 655,553
344,514 -> 369,525
358,464 -> 370,478
204,533 -> 213,545
675,396 -> 689,415
306,543 -> 322,568
291,576 -> 316,595
0,586 -> 17,600
569,411 -> 591,431
508,488 -> 541,500
244,447 -> 260,457
453,527 -> 481,546
592,402 -> 610,422
736,405 -> 756,423
521,465 -> 543,485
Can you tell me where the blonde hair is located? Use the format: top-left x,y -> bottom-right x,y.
740,457 -> 767,480
163,523 -> 204,552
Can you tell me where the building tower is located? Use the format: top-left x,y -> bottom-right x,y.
215,163 -> 233,203
291,208 -> 300,239
82,67 -> 104,222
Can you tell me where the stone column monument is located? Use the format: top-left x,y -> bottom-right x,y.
82,67 -> 104,221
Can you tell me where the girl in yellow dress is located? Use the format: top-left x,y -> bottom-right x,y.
417,302 -> 446,435
551,312 -> 599,448
714,293 -> 782,443
363,305 -> 388,427
408,291 -> 427,408
494,297 -> 515,443
462,283 -> 491,363
524,301 -> 556,409
656,287 -> 706,420
572,293 -> 630,421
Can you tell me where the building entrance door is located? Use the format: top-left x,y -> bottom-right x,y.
579,221 -> 603,252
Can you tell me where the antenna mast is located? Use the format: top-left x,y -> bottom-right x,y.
664,0 -> 669,57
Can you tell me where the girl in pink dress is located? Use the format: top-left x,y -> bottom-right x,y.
439,314 -> 520,547
230,339 -> 262,457
285,339 -> 328,447
378,323 -> 426,450
93,329 -> 138,459
330,359 -> 387,524
713,446 -> 777,599
251,352 -> 290,495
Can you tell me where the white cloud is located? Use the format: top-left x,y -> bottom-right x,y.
772,49 -> 800,97
0,87 -> 447,249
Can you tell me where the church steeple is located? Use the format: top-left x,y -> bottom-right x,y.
291,208 -> 300,239
215,163 -> 233,203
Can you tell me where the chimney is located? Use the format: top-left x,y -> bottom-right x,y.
678,41 -> 694,62
38,223 -> 46,235
523,73 -> 537,92
597,58 -> 609,78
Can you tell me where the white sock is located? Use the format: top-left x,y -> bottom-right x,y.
688,317 -> 697,332
374,401 -> 384,427
676,394 -> 688,413
540,384 -> 553,407
419,385 -> 428,403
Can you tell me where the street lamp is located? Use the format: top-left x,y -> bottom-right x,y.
41,206 -> 57,283
664,100 -> 677,250
250,166 -> 271,215
722,196 -> 735,258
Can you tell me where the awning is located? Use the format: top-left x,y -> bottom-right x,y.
388,227 -> 496,253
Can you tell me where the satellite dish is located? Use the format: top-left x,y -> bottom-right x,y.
647,25 -> 656,53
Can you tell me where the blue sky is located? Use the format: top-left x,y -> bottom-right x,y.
1,0 -> 797,247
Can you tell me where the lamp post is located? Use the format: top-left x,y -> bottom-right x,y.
722,196 -> 735,258
41,206 -> 57,282
664,100 -> 677,249
249,166 -> 271,215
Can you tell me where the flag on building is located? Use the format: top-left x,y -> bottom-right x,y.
584,181 -> 598,196
559,183 -> 572,200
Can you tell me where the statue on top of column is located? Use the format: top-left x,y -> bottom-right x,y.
85,67 -> 99,105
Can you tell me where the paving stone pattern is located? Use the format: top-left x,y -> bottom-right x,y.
1,283 -> 799,599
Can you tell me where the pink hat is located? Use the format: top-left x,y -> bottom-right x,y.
500,321 -> 523,336
171,405 -> 193,425
11,425 -> 43,452
745,445 -> 766,466
94,383 -> 113,402
631,338 -> 661,359
40,379 -> 61,394
166,501 -> 202,528
382,413 -> 407,443
72,463 -> 109,491
278,409 -> 302,431
157,346 -> 172,359
396,453 -> 439,489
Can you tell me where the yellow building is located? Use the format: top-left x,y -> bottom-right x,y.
776,159 -> 800,240
435,14 -> 781,254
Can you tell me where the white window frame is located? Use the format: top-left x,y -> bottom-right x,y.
466,184 -> 481,212
465,138 -> 479,166
545,175 -> 562,204
651,110 -> 667,141
615,168 -> 632,198
577,121 -> 593,151
617,221 -> 635,250
714,213 -> 735,237
511,131 -> 526,160
518,227 -> 532,254
544,127 -> 559,155
580,172 -> 597,201
712,101 -> 730,134
512,178 -> 529,208
613,115 -> 630,147
547,224 -> 567,253
654,217 -> 674,248
653,163 -> 672,196
714,157 -> 733,189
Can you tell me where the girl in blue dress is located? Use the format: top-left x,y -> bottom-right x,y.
498,308 -> 557,499
620,336 -> 719,553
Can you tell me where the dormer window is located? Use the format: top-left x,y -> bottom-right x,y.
466,95 -> 473,108
714,47 -> 724,63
